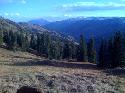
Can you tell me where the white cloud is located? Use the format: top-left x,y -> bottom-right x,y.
4,12 -> 9,16
20,0 -> 26,4
60,2 -> 125,12
10,13 -> 14,16
64,14 -> 72,17
15,13 -> 20,16
4,12 -> 20,16
0,0 -> 27,4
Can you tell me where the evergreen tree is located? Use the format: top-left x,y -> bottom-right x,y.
8,31 -> 17,51
0,28 -> 3,46
43,34 -> 49,56
120,34 -> 125,66
77,34 -> 88,62
3,31 -> 9,44
17,32 -> 26,51
107,38 -> 114,67
36,34 -> 42,55
63,42 -> 70,60
41,34 -> 46,55
30,34 -> 37,50
98,32 -> 125,68
87,37 -> 96,63
55,38 -> 62,60
38,34 -> 44,55
112,32 -> 122,67
119,33 -> 125,66
48,42 -> 53,59
103,40 -> 109,67
98,39 -> 105,67
37,34 -> 48,56
46,35 -> 53,59
23,34 -> 30,51
48,42 -> 57,59
16,32 -> 21,48
70,42 -> 77,59
59,43 -> 64,60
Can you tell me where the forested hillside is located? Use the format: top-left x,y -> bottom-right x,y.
0,16 -> 125,93
0,17 -> 77,60
0,17 -> 125,68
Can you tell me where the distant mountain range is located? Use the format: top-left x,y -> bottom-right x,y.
28,18 -> 49,25
41,17 -> 125,40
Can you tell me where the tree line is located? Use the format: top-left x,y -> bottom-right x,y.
98,32 -> 125,68
0,29 -> 125,68
0,29 -> 96,63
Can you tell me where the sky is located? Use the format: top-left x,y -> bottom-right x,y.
1,0 -> 125,22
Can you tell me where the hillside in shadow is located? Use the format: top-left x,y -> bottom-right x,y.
10,60 -> 97,70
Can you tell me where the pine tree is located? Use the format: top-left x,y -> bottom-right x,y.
16,32 -> 21,48
55,38 -> 62,60
70,42 -> 77,59
0,28 -> 3,46
77,34 -> 88,62
36,34 -> 42,55
107,38 -> 114,67
3,31 -> 9,44
48,42 -> 54,59
41,34 -> 47,55
103,40 -> 109,67
44,34 -> 49,56
48,42 -> 58,59
63,42 -> 70,60
87,36 -> 96,63
17,32 -> 26,51
98,39 -> 105,67
46,34 -> 51,58
120,33 -> 125,66
30,34 -> 37,50
112,32 -> 122,67
23,34 -> 30,51
98,32 -> 125,68
59,43 -> 63,60
8,31 -> 17,51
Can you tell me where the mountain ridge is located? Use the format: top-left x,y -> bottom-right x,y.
0,17 -> 75,42
43,17 -> 125,40
28,18 -> 50,25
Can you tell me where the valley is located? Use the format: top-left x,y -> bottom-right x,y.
0,17 -> 125,93
1,0 -> 125,92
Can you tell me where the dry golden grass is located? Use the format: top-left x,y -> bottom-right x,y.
0,48 -> 124,93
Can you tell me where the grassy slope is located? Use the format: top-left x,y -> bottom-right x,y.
0,48 -> 124,93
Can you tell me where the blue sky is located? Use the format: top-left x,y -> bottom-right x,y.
1,0 -> 125,21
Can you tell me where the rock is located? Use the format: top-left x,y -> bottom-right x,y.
77,85 -> 82,92
46,80 -> 54,88
17,86 -> 42,93
70,88 -> 77,93
87,85 -> 95,93
61,85 -> 67,91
